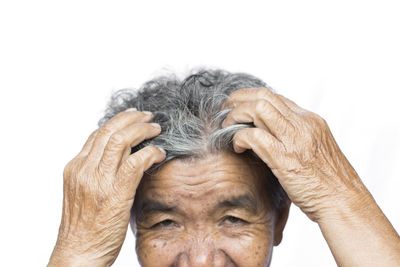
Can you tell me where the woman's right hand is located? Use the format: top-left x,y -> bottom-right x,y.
48,108 -> 166,267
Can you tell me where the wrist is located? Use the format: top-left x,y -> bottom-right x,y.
316,189 -> 400,266
48,239 -> 115,267
316,188 -> 374,225
49,218 -> 128,267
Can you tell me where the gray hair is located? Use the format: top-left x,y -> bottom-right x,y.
99,68 -> 288,210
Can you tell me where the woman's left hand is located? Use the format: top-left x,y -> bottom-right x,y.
221,87 -> 370,222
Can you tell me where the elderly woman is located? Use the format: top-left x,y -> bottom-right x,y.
48,69 -> 400,266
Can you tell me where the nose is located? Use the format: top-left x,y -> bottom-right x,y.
175,245 -> 228,267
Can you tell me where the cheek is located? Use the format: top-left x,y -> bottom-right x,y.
220,226 -> 274,266
136,226 -> 274,267
136,231 -> 184,266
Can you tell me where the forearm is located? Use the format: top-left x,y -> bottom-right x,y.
318,191 -> 400,267
48,235 -> 119,267
48,246 -> 115,267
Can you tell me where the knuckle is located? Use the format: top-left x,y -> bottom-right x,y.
258,88 -> 273,98
233,138 -> 242,148
63,158 -> 80,179
124,156 -> 142,172
300,111 -> 327,129
63,163 -> 73,179
251,127 -> 266,140
108,132 -> 126,146
255,99 -> 271,112
308,112 -> 325,124
234,128 -> 248,139
316,115 -> 328,127
98,124 -> 114,137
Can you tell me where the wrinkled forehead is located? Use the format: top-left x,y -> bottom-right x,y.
134,152 -> 271,210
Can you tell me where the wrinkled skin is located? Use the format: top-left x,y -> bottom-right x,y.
49,108 -> 167,266
220,88 -> 369,222
48,88 -> 400,267
132,152 -> 289,266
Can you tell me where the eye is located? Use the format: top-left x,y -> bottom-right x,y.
151,219 -> 177,229
223,216 -> 247,225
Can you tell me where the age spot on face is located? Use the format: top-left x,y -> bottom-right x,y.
132,152 -> 289,267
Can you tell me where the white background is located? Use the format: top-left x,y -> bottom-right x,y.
1,0 -> 399,266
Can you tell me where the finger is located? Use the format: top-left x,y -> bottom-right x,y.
224,88 -> 295,118
222,100 -> 295,139
76,129 -> 99,158
99,122 -> 162,172
276,94 -> 308,114
87,110 -> 153,162
232,128 -> 284,170
116,145 -> 166,197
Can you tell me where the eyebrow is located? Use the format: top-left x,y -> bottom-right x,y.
216,194 -> 258,214
136,194 -> 258,220
134,200 -> 177,223
140,200 -> 176,213
139,199 -> 177,217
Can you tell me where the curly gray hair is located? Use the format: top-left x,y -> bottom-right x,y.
99,68 -> 288,210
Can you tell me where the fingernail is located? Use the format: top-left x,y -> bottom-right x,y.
125,107 -> 137,112
158,147 -> 166,155
150,123 -> 161,129
142,111 -> 153,116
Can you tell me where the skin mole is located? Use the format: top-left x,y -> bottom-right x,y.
132,152 -> 289,266
48,70 -> 400,267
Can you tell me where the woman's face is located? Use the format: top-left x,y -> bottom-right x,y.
132,152 -> 289,266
